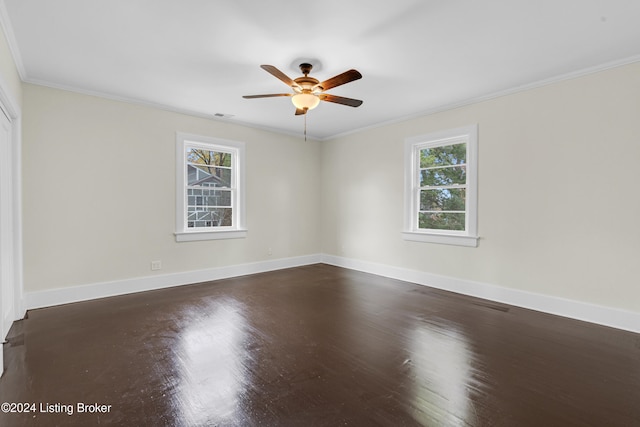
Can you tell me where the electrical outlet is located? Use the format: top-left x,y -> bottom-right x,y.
267,247 -> 273,256
151,260 -> 162,271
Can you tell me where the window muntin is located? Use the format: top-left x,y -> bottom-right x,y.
176,133 -> 246,242
403,125 -> 478,247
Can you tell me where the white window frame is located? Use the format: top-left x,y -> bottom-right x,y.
402,125 -> 478,247
175,132 -> 247,242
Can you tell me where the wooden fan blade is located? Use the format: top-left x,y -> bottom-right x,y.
260,64 -> 298,88
316,69 -> 362,91
319,94 -> 363,107
294,108 -> 307,115
243,93 -> 292,99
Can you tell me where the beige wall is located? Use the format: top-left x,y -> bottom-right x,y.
22,84 -> 321,291
0,25 -> 21,106
21,62 -> 640,316
321,62 -> 640,313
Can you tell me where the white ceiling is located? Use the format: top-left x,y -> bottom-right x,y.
3,0 -> 640,140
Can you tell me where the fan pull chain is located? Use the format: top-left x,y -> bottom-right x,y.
304,113 -> 307,142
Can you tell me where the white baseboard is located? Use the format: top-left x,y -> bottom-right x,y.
24,253 -> 639,334
25,254 -> 322,310
321,254 -> 640,334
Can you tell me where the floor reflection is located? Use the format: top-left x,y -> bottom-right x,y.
175,297 -> 249,426
408,319 -> 477,426
1,265 -> 638,426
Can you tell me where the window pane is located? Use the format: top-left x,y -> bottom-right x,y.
420,143 -> 466,168
187,148 -> 232,167
187,164 -> 231,187
420,188 -> 466,211
185,146 -> 234,228
187,189 -> 231,208
187,207 -> 233,227
204,189 -> 231,207
420,165 -> 466,186
419,212 -> 466,231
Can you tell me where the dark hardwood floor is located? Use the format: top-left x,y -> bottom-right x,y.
1,264 -> 639,426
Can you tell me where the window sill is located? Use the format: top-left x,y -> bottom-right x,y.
175,229 -> 248,242
402,231 -> 478,247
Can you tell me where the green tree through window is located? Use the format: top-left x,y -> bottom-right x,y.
418,143 -> 467,231
403,125 -> 478,247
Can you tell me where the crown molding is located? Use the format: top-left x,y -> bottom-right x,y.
0,0 -> 26,80
324,54 -> 640,141
8,4 -> 640,145
24,77 -> 321,142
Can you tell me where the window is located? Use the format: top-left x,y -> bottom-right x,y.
175,133 -> 246,242
403,125 -> 478,247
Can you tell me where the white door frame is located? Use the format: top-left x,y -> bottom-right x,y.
0,74 -> 23,377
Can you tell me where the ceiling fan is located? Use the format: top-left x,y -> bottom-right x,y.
243,63 -> 363,115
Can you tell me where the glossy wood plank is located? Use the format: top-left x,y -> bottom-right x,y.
1,264 -> 639,426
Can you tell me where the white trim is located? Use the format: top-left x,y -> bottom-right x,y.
0,57 -> 22,379
175,229 -> 247,242
401,231 -> 478,247
24,79 -> 321,141
0,68 -> 22,318
0,70 -> 19,119
26,254 -> 322,310
321,254 -> 640,334
22,254 -> 640,333
15,55 -> 640,143
18,55 -> 640,142
0,0 -> 27,80
175,132 -> 247,241
326,54 -> 640,141
403,125 -> 478,247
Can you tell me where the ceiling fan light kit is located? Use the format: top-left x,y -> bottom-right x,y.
291,93 -> 320,111
243,62 -> 363,117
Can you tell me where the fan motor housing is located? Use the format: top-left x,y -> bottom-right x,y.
294,76 -> 320,91
295,63 -> 320,92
